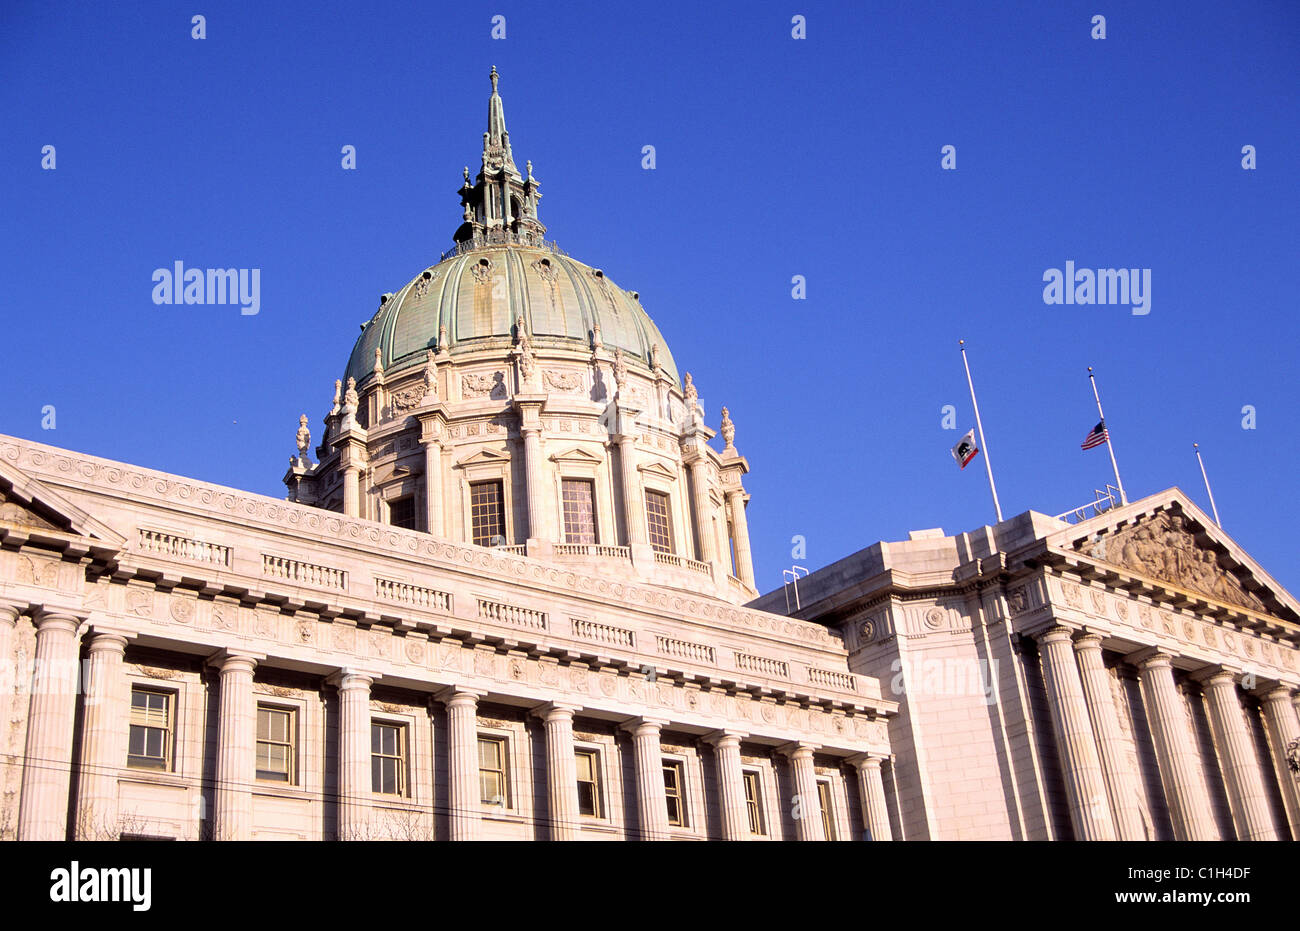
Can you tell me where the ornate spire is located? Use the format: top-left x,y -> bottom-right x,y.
454,68 -> 546,246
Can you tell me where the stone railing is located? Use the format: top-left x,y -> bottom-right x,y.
439,231 -> 566,262
262,554 -> 348,591
807,667 -> 857,692
478,598 -> 548,631
655,635 -> 716,665
571,617 -> 636,649
490,544 -> 527,556
375,578 -> 453,614
734,652 -> 790,680
138,528 -> 231,568
555,543 -> 631,560
683,557 -> 712,576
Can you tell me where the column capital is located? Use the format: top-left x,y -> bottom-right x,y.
703,729 -> 748,748
620,716 -> 669,737
31,608 -> 84,632
846,752 -> 886,770
206,649 -> 264,673
777,740 -> 820,760
0,601 -> 25,626
531,701 -> 582,722
440,686 -> 486,709
1035,624 -> 1079,646
1127,646 -> 1177,670
1190,665 -> 1242,687
1255,683 -> 1298,703
1072,630 -> 1106,650
326,667 -> 381,690
84,630 -> 130,655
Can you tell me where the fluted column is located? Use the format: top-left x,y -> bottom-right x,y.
342,465 -> 360,518
539,703 -> 581,840
1135,650 -> 1217,840
334,670 -> 373,840
628,718 -> 669,840
1073,633 -> 1146,840
617,435 -> 646,545
707,731 -> 748,840
686,459 -> 717,564
725,490 -> 755,589
786,742 -> 825,841
1035,627 -> 1116,840
1200,670 -> 1277,840
17,610 -> 82,841
214,652 -> 258,841
850,754 -> 893,841
521,426 -> 548,541
0,603 -> 20,798
1258,686 -> 1300,840
423,440 -> 444,536
74,631 -> 128,840
447,689 -> 483,840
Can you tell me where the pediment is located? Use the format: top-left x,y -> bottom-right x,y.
453,448 -> 510,468
636,460 -> 678,481
0,459 -> 126,547
548,446 -> 603,465
1049,490 -> 1297,622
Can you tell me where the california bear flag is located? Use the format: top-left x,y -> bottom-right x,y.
951,430 -> 979,469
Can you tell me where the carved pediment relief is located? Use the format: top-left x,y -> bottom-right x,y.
454,448 -> 510,468
548,446 -> 603,465
1078,511 -> 1266,613
0,488 -> 61,530
0,459 -> 125,548
636,460 -> 677,481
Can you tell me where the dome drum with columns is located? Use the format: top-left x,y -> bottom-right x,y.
286,69 -> 755,602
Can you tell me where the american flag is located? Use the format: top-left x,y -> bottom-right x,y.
1081,420 -> 1109,450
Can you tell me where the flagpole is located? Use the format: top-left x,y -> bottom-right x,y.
960,340 -> 1003,523
1088,366 -> 1127,505
1193,443 -> 1221,527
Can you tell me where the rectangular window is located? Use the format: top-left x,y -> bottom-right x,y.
478,735 -> 509,806
743,770 -> 765,835
561,479 -> 597,544
663,760 -> 686,827
817,780 -> 836,841
645,489 -> 673,554
371,722 -> 406,796
469,480 -> 506,547
127,687 -> 174,771
388,495 -> 416,530
256,705 -> 296,783
575,749 -> 603,817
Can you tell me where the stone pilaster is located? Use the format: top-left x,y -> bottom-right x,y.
1073,633 -> 1146,840
333,670 -> 373,840
617,434 -> 645,546
0,602 -> 20,816
627,718 -> 669,840
1035,627 -> 1116,840
213,652 -> 259,841
422,436 -> 444,537
785,742 -> 824,841
705,731 -> 748,840
537,703 -> 581,840
685,457 -> 717,565
17,610 -> 82,841
1199,670 -> 1277,840
1257,686 -> 1300,840
725,490 -> 755,589
1135,650 -> 1217,840
447,689 -> 483,840
522,427 -> 547,542
341,465 -> 361,518
74,631 -> 128,840
849,754 -> 894,841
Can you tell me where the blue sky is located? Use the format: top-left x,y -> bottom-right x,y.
2,0 -> 1297,596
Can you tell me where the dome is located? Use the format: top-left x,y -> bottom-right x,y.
344,243 -> 680,387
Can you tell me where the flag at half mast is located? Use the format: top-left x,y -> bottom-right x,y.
951,429 -> 979,469
1081,420 -> 1109,450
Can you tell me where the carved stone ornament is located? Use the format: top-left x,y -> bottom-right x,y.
470,258 -> 494,284
390,385 -> 427,412
923,607 -> 945,630
543,369 -> 584,393
1006,586 -> 1028,616
461,372 -> 502,399
1080,512 -> 1266,613
859,618 -> 876,643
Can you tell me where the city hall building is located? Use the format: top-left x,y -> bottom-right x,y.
1,71 -> 1297,842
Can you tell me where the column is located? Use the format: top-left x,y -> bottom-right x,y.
214,652 -> 258,841
342,465 -> 360,518
1201,670 -> 1278,840
447,689 -> 483,840
628,718 -> 669,840
17,610 -> 82,841
786,742 -> 825,841
423,439 -> 444,536
335,670 -> 373,840
1073,633 -> 1146,840
850,755 -> 894,841
1258,686 -> 1300,840
1035,627 -> 1116,840
539,703 -> 581,841
75,631 -> 128,840
686,459 -> 717,564
707,731 -> 748,840
0,602 -> 18,699
725,490 -> 755,588
521,426 -> 548,542
617,435 -> 645,545
1135,650 -> 1217,840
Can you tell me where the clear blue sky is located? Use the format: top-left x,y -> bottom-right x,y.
2,0 -> 1297,596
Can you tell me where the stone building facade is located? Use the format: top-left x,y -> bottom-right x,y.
0,69 -> 1295,842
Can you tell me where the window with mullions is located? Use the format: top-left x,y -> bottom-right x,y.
561,479 -> 597,544
575,749 -> 603,817
663,760 -> 686,827
469,480 -> 506,547
388,495 -> 416,530
371,722 -> 406,796
127,687 -> 174,771
743,770 -> 765,836
478,735 -> 509,806
256,705 -> 296,783
645,489 -> 673,554
817,780 -> 836,840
